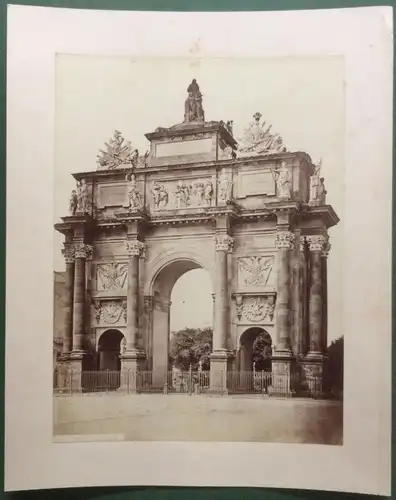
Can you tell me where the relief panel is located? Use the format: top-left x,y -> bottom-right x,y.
237,255 -> 275,287
93,299 -> 127,326
150,177 -> 215,211
96,262 -> 128,291
234,295 -> 276,324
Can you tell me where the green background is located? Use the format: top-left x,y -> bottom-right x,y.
0,0 -> 393,498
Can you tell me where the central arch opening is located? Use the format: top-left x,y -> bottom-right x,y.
151,260 -> 213,387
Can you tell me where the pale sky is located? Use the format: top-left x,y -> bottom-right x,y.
54,54 -> 344,342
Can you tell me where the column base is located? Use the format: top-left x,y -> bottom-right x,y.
119,349 -> 146,393
301,353 -> 324,398
55,351 -> 86,393
269,352 -> 295,398
209,350 -> 229,394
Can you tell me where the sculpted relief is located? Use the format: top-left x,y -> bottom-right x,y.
93,300 -> 127,325
238,256 -> 274,287
97,262 -> 128,291
235,295 -> 276,323
151,177 -> 215,211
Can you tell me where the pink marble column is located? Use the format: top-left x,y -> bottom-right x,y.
274,230 -> 295,356
125,240 -> 145,352
72,244 -> 92,353
210,234 -> 234,392
306,235 -> 328,357
120,239 -> 146,391
61,244 -> 75,354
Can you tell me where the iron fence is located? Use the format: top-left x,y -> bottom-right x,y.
54,368 -> 329,399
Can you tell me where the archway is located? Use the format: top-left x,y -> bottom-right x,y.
239,327 -> 273,373
97,329 -> 124,371
150,259 -> 213,387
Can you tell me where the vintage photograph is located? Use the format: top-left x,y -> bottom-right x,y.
52,55 -> 344,444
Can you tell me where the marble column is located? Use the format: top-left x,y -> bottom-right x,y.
322,241 -> 331,352
120,239 -> 146,391
67,243 -> 92,392
270,230 -> 295,397
210,234 -> 234,393
306,235 -> 327,357
274,230 -> 295,355
72,243 -> 92,353
61,244 -> 75,355
303,234 -> 328,397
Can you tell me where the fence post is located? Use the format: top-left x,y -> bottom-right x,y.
189,364 -> 193,395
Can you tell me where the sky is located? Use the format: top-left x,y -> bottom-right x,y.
54,54 -> 344,342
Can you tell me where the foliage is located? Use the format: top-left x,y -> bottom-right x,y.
325,335 -> 344,396
169,327 -> 213,371
252,333 -> 272,371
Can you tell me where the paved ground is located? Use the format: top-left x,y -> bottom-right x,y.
53,393 -> 343,444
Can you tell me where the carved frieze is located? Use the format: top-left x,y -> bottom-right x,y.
234,295 -> 275,323
93,299 -> 127,325
96,262 -> 128,291
151,177 -> 215,211
238,256 -> 274,286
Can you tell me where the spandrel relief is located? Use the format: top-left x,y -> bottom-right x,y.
96,262 -> 128,291
238,256 -> 275,287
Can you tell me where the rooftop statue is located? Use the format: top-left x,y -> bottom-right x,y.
238,112 -> 287,155
184,79 -> 205,123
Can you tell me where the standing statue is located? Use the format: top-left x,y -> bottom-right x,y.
309,160 -> 321,205
316,177 -> 327,205
218,169 -> 233,203
69,189 -> 78,215
184,79 -> 205,123
272,162 -> 292,200
126,173 -> 141,211
76,179 -> 90,213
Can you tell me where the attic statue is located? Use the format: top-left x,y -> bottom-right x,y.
184,79 -> 205,123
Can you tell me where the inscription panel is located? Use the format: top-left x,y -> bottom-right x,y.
155,138 -> 212,158
97,184 -> 128,208
237,169 -> 275,198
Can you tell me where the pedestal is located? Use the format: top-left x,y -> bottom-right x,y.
301,354 -> 324,398
209,350 -> 229,394
65,352 -> 86,393
120,350 -> 146,393
269,355 -> 294,397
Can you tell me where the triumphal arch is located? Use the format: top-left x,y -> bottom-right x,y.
55,80 -> 339,395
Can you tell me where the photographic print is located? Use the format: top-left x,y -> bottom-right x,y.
6,5 -> 392,495
52,55 -> 344,444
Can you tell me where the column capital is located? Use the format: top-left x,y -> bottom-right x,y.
125,239 -> 146,257
306,234 -> 328,252
74,243 -> 93,259
215,234 -> 234,252
61,243 -> 75,263
322,241 -> 331,259
275,230 -> 295,250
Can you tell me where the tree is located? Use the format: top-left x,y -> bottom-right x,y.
252,332 -> 272,371
169,327 -> 213,370
325,335 -> 344,397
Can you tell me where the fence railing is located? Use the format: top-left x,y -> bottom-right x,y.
54,368 -> 331,399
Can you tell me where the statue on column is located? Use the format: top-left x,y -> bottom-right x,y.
218,169 -> 233,203
68,189 -> 78,215
309,160 -> 327,206
76,179 -> 90,213
272,161 -> 292,200
184,79 -> 205,123
126,173 -> 142,211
